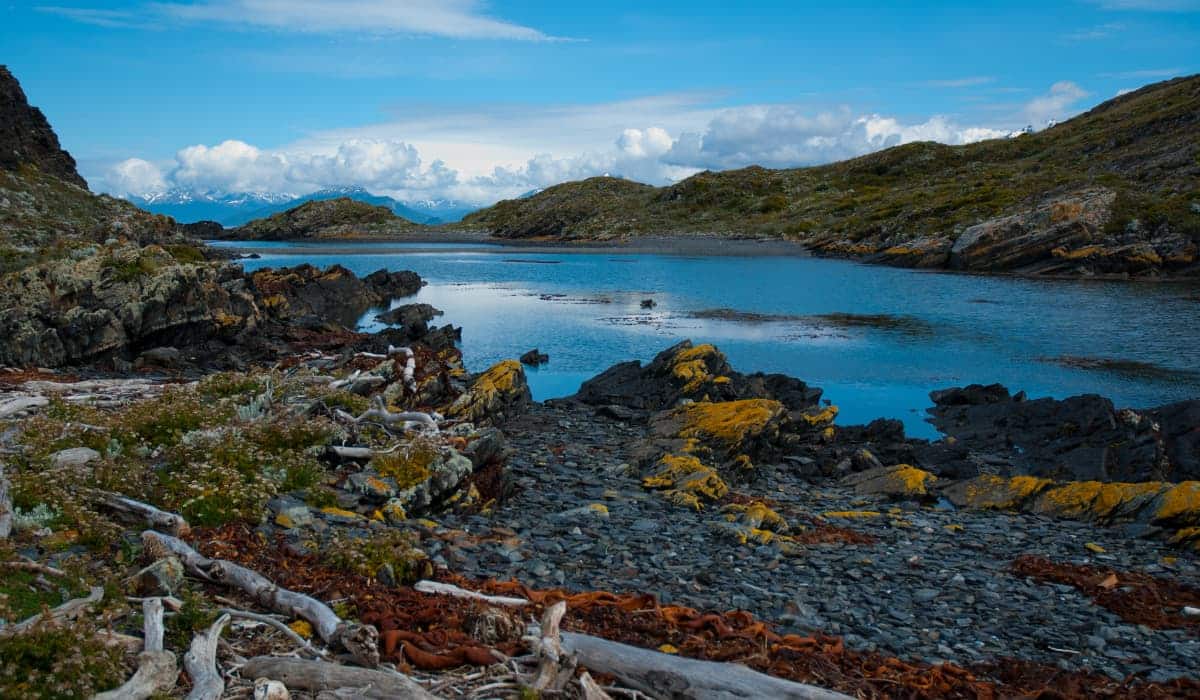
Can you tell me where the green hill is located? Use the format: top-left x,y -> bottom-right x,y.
463,76 -> 1200,276
225,197 -> 420,240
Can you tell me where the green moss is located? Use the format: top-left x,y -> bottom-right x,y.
0,621 -> 126,699
164,243 -> 206,264
165,588 -> 218,650
372,439 -> 440,489
320,530 -> 431,584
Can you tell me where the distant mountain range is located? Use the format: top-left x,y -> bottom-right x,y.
125,186 -> 477,226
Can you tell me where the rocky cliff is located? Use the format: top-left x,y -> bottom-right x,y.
0,65 -> 86,188
462,75 -> 1200,277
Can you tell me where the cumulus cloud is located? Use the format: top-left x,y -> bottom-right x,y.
1022,81 -> 1089,126
154,0 -> 563,40
106,158 -> 168,195
101,82 -> 1094,204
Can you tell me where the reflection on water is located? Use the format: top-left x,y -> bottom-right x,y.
230,242 -> 1200,440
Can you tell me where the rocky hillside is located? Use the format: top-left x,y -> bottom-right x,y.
0,66 -> 188,272
463,75 -> 1200,277
224,197 -> 420,240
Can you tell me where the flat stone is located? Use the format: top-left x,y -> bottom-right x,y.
50,447 -> 100,468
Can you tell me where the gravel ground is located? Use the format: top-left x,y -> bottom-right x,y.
434,401 -> 1200,682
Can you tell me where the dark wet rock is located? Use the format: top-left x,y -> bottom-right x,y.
176,220 -> 225,239
640,298 -> 657,309
573,340 -> 821,412
135,346 -> 182,368
1148,400 -> 1200,480
375,303 -> 442,338
252,264 -> 422,329
519,348 -> 549,366
463,428 -> 510,468
929,386 -> 1190,482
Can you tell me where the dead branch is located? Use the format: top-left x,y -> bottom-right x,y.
531,601 -> 571,693
413,580 -> 528,608
239,657 -> 437,700
98,492 -> 190,536
220,607 -> 327,659
184,613 -> 231,700
388,346 -> 417,393
3,586 -> 104,635
0,557 -> 68,577
143,531 -> 379,667
95,594 -> 178,700
0,462 -> 11,538
579,672 -> 615,700
93,650 -> 178,700
143,598 -> 165,652
560,632 -> 854,700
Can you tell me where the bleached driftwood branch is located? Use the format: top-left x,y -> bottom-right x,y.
336,396 -> 437,432
94,596 -> 178,700
413,580 -> 528,608
98,492 -> 190,536
0,462 -> 12,539
239,657 -> 437,700
2,586 -> 104,635
560,632 -> 854,700
531,601 -> 571,692
184,613 -> 231,700
220,607 -> 326,659
143,531 -> 380,668
579,672 -> 615,700
389,345 -> 417,393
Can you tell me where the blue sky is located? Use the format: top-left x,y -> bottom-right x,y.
3,0 -> 1197,203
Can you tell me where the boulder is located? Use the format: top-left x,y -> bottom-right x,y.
375,303 -> 443,339
445,360 -> 531,425
574,340 -> 821,412
50,447 -> 101,468
840,464 -> 936,499
929,386 -> 1176,482
250,264 -> 422,329
519,348 -> 549,366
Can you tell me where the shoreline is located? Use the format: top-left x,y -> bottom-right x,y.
210,230 -> 813,258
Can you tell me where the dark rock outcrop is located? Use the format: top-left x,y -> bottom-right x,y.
573,340 -> 822,414
0,65 -> 86,187
928,385 -> 1199,483
225,198 -> 418,240
250,264 -> 422,329
519,348 -> 549,366
375,303 -> 442,338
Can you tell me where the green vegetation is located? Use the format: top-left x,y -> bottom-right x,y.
320,529 -> 432,585
230,197 -> 420,241
462,76 -> 1200,257
0,620 -> 127,700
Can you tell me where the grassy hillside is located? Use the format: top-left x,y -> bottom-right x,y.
226,197 -> 420,240
462,76 -> 1200,274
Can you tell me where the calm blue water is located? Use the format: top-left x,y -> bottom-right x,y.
214,241 -> 1200,439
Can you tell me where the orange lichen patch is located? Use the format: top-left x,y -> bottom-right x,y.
844,464 -> 936,499
1091,482 -> 1169,519
1051,244 -> 1104,260
670,399 -> 785,448
798,404 -> 839,428
1011,555 -> 1200,630
1168,527 -> 1200,551
944,475 -> 1053,511
821,510 -> 882,519
722,501 -> 789,532
320,506 -> 363,520
642,454 -> 729,510
1031,480 -> 1105,519
1153,482 -> 1200,526
670,343 -> 721,392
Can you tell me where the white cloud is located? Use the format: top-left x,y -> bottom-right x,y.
99,83 -> 1096,204
1022,81 -> 1089,125
1087,0 -> 1198,10
152,0 -> 563,40
1116,87 -> 1137,96
106,158 -> 168,195
35,6 -> 155,29
1064,22 -> 1125,40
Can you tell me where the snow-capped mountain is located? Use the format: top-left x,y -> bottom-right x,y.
125,187 -> 479,226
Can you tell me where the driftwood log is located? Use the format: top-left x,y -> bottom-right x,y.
532,601 -> 572,692
254,678 -> 291,700
95,595 -> 177,700
413,580 -> 528,607
389,345 -> 417,393
239,657 -> 437,700
0,462 -> 12,538
220,607 -> 326,659
184,613 -> 230,700
579,672 -> 615,700
560,632 -> 853,700
143,531 -> 380,667
3,586 -> 104,635
347,396 -> 437,432
99,492 -> 189,536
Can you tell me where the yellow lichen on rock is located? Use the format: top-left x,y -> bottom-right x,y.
289,620 -> 314,639
843,464 -> 936,499
1152,482 -> 1200,526
798,404 -> 839,428
642,454 -> 729,510
670,399 -> 785,448
320,506 -> 363,520
445,359 -> 530,424
1032,481 -> 1105,519
945,474 -> 1053,510
822,510 -> 882,519
722,501 -> 789,532
670,343 -> 720,392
